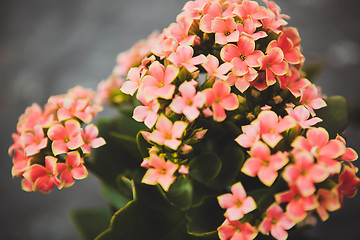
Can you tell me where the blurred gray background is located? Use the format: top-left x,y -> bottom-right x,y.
1,0 -> 360,239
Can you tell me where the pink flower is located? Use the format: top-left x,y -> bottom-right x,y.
282,151 -> 328,197
17,103 -> 53,132
56,151 -> 88,188
23,156 -> 63,193
11,149 -> 31,177
202,54 -> 233,80
57,97 -> 94,124
199,2 -> 224,33
140,61 -> 179,102
120,67 -> 145,96
212,17 -> 239,44
337,166 -> 360,204
170,81 -> 206,121
259,204 -> 294,240
268,33 -> 302,64
81,124 -> 106,154
150,115 -> 188,150
241,141 -> 288,186
235,124 -> 260,148
286,105 -> 322,129
275,185 -> 318,223
261,11 -> 287,34
133,94 -> 160,129
237,19 -> 267,40
316,188 -> 341,221
168,45 -> 206,72
203,80 -> 239,122
278,68 -> 310,98
218,220 -> 257,240
165,21 -> 200,46
221,36 -> 263,77
233,0 -> 268,28
300,84 -> 327,115
96,75 -> 124,105
178,165 -> 189,174
226,70 -> 258,93
20,125 -> 48,156
253,110 -> 296,148
335,135 -> 358,162
141,154 -> 178,191
258,47 -> 289,86
218,182 -> 256,220
47,119 -> 84,156
292,127 -> 345,174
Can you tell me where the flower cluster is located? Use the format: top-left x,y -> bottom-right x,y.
9,86 -> 105,193
111,0 -> 360,239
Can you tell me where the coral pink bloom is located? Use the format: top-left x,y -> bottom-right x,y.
166,21 -> 200,46
254,110 -> 296,148
133,94 -> 160,129
170,81 -> 206,121
300,84 -> 327,116
261,11 -> 287,34
237,19 -> 267,40
226,70 -> 258,93
20,125 -> 48,156
81,124 -> 106,154
17,103 -> 53,132
182,0 -> 208,20
218,220 -> 258,240
23,156 -> 63,193
203,81 -> 239,122
283,151 -> 328,197
241,142 -> 288,186
140,61 -> 179,102
316,188 -> 341,221
286,106 -> 322,129
120,67 -> 145,96
212,17 -> 239,44
11,149 -> 31,177
259,47 -> 289,86
199,2 -> 223,33
57,97 -> 93,124
178,165 -> 189,175
141,154 -> 178,191
47,119 -> 84,156
292,127 -> 345,174
235,124 -> 260,148
221,36 -> 263,77
150,115 -> 188,150
259,204 -> 294,240
278,68 -> 310,98
96,75 -> 124,105
268,33 -> 302,64
56,151 -> 88,188
233,0 -> 268,28
335,135 -> 358,162
275,185 -> 318,223
337,166 -> 360,204
168,45 -> 206,73
218,182 -> 256,220
263,0 -> 290,20
202,54 -> 233,80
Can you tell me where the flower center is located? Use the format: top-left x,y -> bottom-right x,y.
235,200 -> 243,208
240,54 -> 247,61
187,99 -> 194,106
224,31 -> 231,36
165,134 -> 172,140
160,168 -> 166,174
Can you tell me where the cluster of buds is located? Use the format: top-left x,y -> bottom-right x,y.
112,0 -> 360,239
9,86 -> 105,193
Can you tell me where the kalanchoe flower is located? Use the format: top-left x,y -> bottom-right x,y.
292,127 -> 345,174
23,156 -> 63,193
268,32 -> 302,64
259,203 -> 295,240
212,17 -> 239,44
203,80 -> 239,122
133,94 -> 160,129
120,67 -> 145,96
20,125 -> 48,156
11,149 -> 31,178
278,68 -> 310,98
168,45 -> 206,73
286,105 -> 322,129
337,166 -> 360,204
218,219 -> 258,240
218,182 -> 256,220
202,54 -> 233,81
242,141 -> 288,186
81,124 -> 106,155
150,115 -> 188,150
141,154 -> 178,191
316,188 -> 341,221
235,124 -> 260,148
140,61 -> 179,102
300,84 -> 327,116
170,81 -> 206,121
282,150 -> 328,197
275,184 -> 318,223
233,0 -> 268,28
47,119 -> 84,156
56,151 -> 88,188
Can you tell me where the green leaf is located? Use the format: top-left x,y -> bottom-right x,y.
101,184 -> 132,210
165,177 -> 193,210
315,96 -> 348,138
70,208 -> 112,240
189,152 -> 222,185
209,144 -> 245,189
136,131 -> 152,158
186,196 -> 224,237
